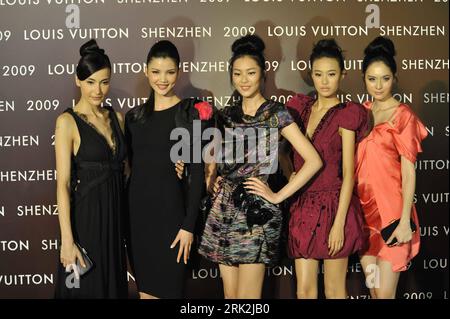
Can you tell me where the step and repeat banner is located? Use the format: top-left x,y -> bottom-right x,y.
0,0 -> 448,299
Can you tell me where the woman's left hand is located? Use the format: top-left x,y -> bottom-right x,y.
244,177 -> 280,204
328,222 -> 345,257
386,221 -> 413,246
170,229 -> 193,264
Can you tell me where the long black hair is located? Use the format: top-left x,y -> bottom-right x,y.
309,38 -> 345,73
362,36 -> 397,78
129,40 -> 180,123
76,39 -> 111,81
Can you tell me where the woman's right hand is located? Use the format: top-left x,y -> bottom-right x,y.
210,176 -> 223,195
60,241 -> 86,270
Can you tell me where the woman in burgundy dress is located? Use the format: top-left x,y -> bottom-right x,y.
285,39 -> 368,299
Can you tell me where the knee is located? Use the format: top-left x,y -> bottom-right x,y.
374,289 -> 396,299
236,285 -> 262,299
223,289 -> 237,299
325,282 -> 347,299
297,284 -> 317,299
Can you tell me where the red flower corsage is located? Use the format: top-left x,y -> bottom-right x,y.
194,101 -> 213,120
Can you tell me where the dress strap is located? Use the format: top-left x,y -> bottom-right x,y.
64,107 -> 84,132
104,106 -> 124,156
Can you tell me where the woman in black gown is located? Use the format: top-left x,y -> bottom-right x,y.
125,40 -> 212,299
54,39 -> 128,298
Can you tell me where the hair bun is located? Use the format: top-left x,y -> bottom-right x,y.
364,36 -> 396,58
231,34 -> 265,55
312,38 -> 342,55
79,39 -> 105,57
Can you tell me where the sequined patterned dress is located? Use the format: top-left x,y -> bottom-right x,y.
198,100 -> 294,266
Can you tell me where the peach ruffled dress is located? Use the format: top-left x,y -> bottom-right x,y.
356,102 -> 428,272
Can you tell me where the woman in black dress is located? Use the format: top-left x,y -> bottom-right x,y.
54,39 -> 128,298
125,40 -> 211,299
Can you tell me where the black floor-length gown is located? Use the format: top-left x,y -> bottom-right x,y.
55,106 -> 128,298
125,99 -> 204,298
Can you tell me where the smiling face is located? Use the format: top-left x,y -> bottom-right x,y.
232,55 -> 263,99
76,68 -> 111,107
146,57 -> 179,97
311,57 -> 343,99
364,60 -> 395,102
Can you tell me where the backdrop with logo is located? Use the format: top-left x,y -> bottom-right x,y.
0,0 -> 448,299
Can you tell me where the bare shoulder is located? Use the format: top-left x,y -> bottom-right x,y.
55,112 -> 75,131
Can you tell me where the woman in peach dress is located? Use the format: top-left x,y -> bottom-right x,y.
356,37 -> 428,299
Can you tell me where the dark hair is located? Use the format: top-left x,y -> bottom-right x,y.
362,36 -> 397,76
130,40 -> 180,123
229,34 -> 266,85
309,38 -> 345,72
76,39 -> 111,81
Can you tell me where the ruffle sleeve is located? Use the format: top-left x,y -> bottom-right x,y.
338,102 -> 369,143
388,105 -> 428,163
286,93 -> 313,124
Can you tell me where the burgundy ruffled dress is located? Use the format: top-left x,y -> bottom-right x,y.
286,94 -> 368,259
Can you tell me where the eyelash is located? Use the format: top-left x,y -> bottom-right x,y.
233,72 -> 256,76
314,73 -> 337,77
152,71 -> 176,74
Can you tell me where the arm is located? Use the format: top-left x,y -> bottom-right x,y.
276,123 -> 322,202
204,135 -> 222,193
400,157 -> 415,223
55,114 -> 85,269
205,161 -> 218,194
180,160 -> 205,233
171,132 -> 209,265
328,128 -> 356,256
176,131 -> 221,193
245,122 -> 322,203
386,157 -> 415,245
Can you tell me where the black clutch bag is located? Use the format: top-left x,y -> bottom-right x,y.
231,183 -> 274,230
75,242 -> 94,277
381,218 -> 417,246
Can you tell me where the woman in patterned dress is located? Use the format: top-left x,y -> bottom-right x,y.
197,35 -> 322,299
